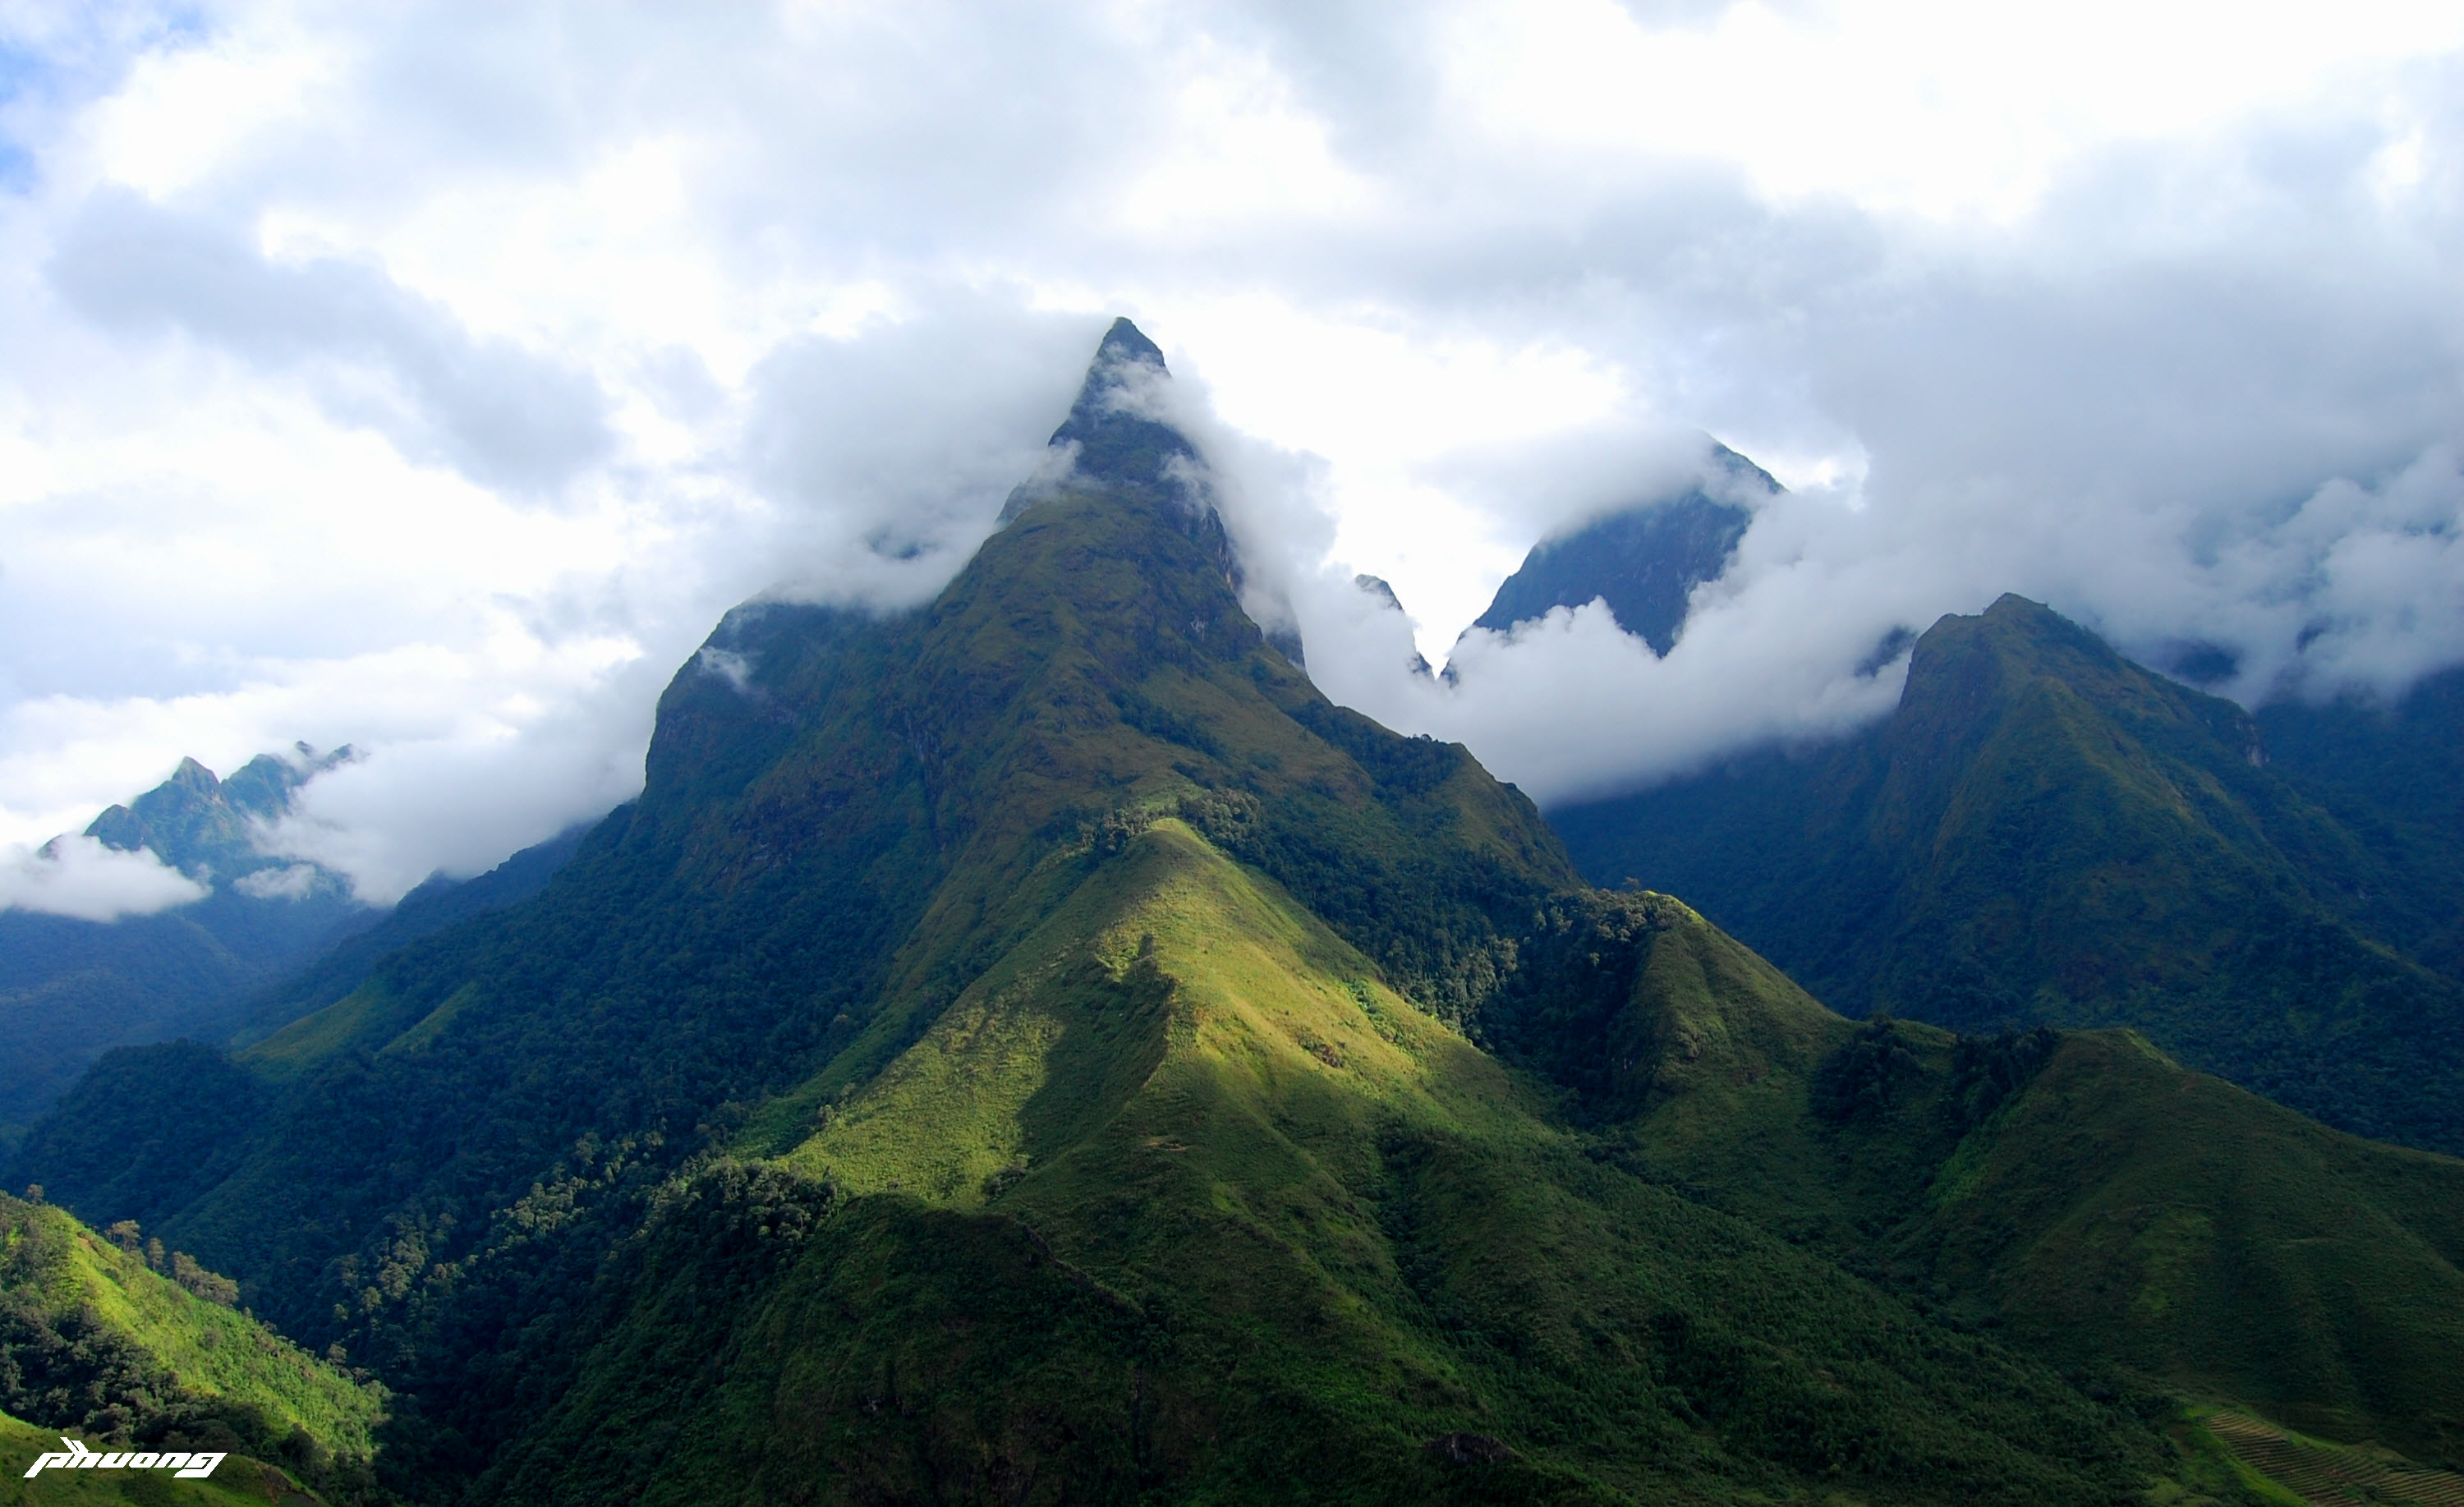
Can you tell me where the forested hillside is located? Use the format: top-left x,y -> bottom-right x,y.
1552,594 -> 2464,1155
0,1190 -> 385,1501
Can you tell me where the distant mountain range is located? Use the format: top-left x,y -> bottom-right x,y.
0,751 -> 595,1141
0,751 -> 370,1137
5,320 -> 2459,1502
1551,592 -> 2464,1156
1467,442 -> 1772,655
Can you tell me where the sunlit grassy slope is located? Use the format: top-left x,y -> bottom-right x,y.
16,321 -> 2457,1504
0,1196 -> 384,1462
478,820 -> 2176,1505
1496,895 -> 2464,1464
0,1409 -> 283,1506
9,324 -> 1592,1495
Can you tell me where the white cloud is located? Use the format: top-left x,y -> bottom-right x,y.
0,0 -> 2458,887
52,191 -> 614,494
0,832 -> 205,921
232,861 -> 320,899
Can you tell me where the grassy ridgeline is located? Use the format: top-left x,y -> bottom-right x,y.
8,333 -> 1593,1496
1551,595 -> 2464,1156
478,821 -> 2167,1505
1482,893 -> 2464,1464
11,323 -> 2456,1503
0,1193 -> 383,1473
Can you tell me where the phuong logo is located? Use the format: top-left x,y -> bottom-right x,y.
23,1436 -> 224,1478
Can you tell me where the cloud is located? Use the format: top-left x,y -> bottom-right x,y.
0,832 -> 205,921
232,860 -> 319,899
50,191 -> 613,494
261,710 -> 646,905
0,0 -> 2461,885
1419,420 -> 1740,551
1283,420 -> 2464,806
738,299 -> 1106,610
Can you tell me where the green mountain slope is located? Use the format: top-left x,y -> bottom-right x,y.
218,820 -> 595,1051
1551,594 -> 2464,1154
0,1410 -> 287,1506
476,820 -> 2170,1505
2256,664 -> 2464,981
1477,894 -> 2464,1463
9,322 -> 1589,1496
12,321 -> 2454,1502
0,1192 -> 384,1499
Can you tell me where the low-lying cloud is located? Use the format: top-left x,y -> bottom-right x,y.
0,833 -> 206,921
739,301 -> 1107,610
1274,424 -> 2464,807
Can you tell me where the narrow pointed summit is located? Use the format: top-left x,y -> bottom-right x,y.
1002,317 -> 1199,520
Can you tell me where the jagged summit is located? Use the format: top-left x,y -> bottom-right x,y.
1050,316 -> 1196,489
1467,438 -> 1774,657
1001,317 -> 1202,522
85,744 -> 352,882
20,320 -> 2464,1501
1072,315 -> 1169,393
995,317 -> 1251,612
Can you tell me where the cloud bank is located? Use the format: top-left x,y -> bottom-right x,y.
0,833 -> 206,921
0,0 -> 2457,891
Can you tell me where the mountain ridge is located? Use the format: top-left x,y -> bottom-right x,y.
1551,592 -> 2464,1155
10,323 -> 2461,1502
0,749 -> 373,1137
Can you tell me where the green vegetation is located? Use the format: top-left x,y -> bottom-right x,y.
7,323 -> 2453,1502
0,1193 -> 384,1501
1480,898 -> 2464,1463
10,326 -> 1594,1499
0,765 -> 589,1147
1552,593 -> 2464,1155
2256,664 -> 2464,981
479,821 -> 2175,1504
2195,1410 -> 2464,1506
0,1408 -> 295,1507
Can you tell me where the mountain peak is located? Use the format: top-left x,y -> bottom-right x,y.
1000,318 -> 1198,522
81,747 -> 350,887
1049,317 -> 1188,478
1465,438 -> 1771,656
1090,315 -> 1165,372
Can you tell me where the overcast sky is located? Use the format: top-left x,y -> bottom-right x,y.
3,0 -> 2462,914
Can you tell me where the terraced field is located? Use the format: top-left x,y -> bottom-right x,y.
2206,1412 -> 2464,1506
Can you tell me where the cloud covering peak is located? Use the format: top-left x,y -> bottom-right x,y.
0,0 -> 2459,888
